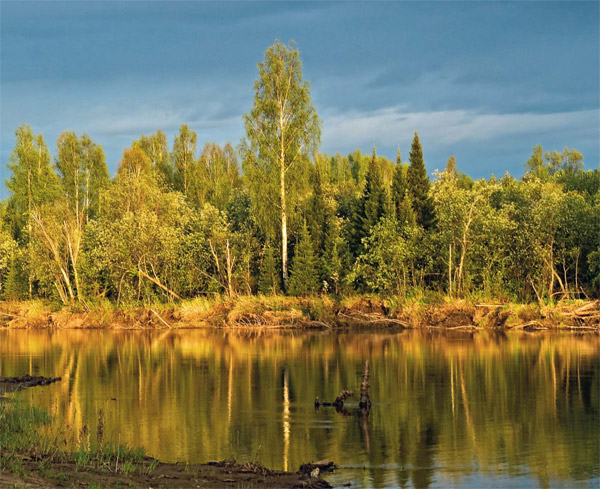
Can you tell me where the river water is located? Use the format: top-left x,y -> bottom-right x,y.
1,329 -> 598,488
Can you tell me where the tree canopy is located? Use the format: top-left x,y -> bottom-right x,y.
1,44 -> 597,305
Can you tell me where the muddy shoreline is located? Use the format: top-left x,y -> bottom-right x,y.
0,376 -> 333,488
0,297 -> 598,331
0,457 -> 332,488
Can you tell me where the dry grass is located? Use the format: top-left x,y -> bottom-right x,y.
1,296 -> 597,330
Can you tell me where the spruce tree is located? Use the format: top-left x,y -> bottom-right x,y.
407,132 -> 435,229
288,222 -> 319,296
396,193 -> 417,227
307,164 -> 327,254
321,215 -> 350,294
351,147 -> 388,254
391,149 -> 408,220
258,239 -> 280,295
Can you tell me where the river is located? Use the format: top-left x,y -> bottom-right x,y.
1,329 -> 598,488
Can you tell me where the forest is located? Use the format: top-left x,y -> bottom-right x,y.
1,42 -> 598,307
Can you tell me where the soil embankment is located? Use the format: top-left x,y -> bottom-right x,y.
0,297 -> 598,330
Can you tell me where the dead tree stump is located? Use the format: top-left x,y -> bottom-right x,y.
359,360 -> 371,409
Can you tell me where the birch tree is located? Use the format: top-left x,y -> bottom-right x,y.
241,40 -> 321,291
6,125 -> 60,297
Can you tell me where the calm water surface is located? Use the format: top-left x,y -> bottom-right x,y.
1,329 -> 598,488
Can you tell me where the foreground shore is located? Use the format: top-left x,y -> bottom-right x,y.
0,458 -> 332,489
0,396 -> 331,489
1,296 -> 598,331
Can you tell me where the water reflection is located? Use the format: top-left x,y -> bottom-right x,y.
0,329 -> 598,488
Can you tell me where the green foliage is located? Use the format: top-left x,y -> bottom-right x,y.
135,130 -> 173,187
2,247 -> 29,299
55,131 -> 109,220
525,144 -> 585,179
176,204 -> 253,297
258,240 -> 280,295
391,152 -> 408,218
0,215 -> 17,297
6,125 -> 61,234
307,163 -> 327,254
352,148 -> 388,254
351,217 -> 414,294
1,44 -> 598,303
118,145 -> 152,177
321,215 -> 352,294
288,222 -> 319,296
191,142 -> 241,210
172,124 -> 197,196
241,40 -> 321,290
83,168 -> 191,304
0,401 -> 50,453
407,132 -> 435,229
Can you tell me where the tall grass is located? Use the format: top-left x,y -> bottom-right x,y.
0,400 -> 151,476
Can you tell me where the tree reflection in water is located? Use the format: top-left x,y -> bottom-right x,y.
0,329 -> 598,489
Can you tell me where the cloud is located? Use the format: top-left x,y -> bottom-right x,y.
85,104 -> 240,139
321,107 -> 599,151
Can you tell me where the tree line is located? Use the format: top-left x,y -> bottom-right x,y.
1,41 -> 598,305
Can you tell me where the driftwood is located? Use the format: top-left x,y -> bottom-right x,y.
314,360 -> 372,410
313,361 -> 373,454
314,390 -> 353,408
150,309 -> 172,328
556,301 -> 600,324
299,459 -> 336,476
337,311 -> 409,327
508,320 -> 547,331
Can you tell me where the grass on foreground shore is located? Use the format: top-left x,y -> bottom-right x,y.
0,293 -> 598,330
0,400 -> 330,489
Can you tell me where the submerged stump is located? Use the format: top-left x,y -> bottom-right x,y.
359,360 -> 371,409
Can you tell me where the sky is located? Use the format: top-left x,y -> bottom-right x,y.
1,1 -> 598,196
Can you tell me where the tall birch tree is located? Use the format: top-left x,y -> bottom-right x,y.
241,40 -> 321,291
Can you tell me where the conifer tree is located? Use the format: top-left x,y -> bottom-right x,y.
307,164 -> 327,254
288,222 -> 319,295
351,147 -> 388,254
391,149 -> 408,219
397,193 -> 417,226
3,251 -> 28,299
407,132 -> 435,229
258,239 -> 280,295
321,215 -> 351,294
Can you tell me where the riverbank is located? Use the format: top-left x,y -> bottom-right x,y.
0,398 -> 331,489
1,296 -> 598,330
